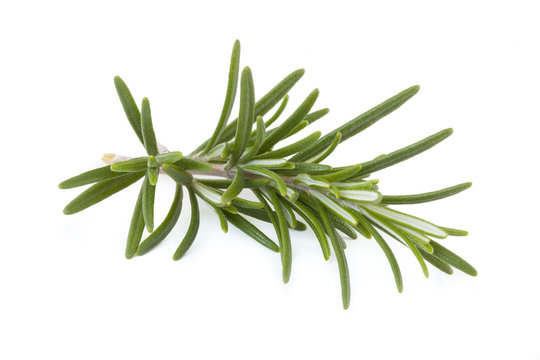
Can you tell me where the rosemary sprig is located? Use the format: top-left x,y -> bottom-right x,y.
60,40 -> 476,309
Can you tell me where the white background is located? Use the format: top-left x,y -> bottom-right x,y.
1,1 -> 539,359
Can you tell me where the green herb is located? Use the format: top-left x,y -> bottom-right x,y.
60,40 -> 476,309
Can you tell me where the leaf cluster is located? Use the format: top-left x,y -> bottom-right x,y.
59,40 -> 476,309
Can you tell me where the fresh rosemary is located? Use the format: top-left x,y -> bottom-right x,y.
59,40 -> 476,309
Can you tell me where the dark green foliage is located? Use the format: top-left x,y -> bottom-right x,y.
60,40 -> 475,309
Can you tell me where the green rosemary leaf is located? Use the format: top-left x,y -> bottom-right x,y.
137,184 -> 183,255
305,132 -> 342,164
283,120 -> 308,139
228,67 -> 255,168
418,248 -> 454,275
253,189 -> 282,238
255,131 -> 321,160
141,175 -> 156,232
314,200 -> 350,309
141,97 -> 159,156
242,166 -> 287,196
147,156 -> 159,186
59,165 -> 125,189
430,240 -> 477,276
173,157 -> 213,172
333,179 -> 378,190
155,151 -> 183,166
291,85 -> 420,162
269,190 -> 292,283
264,95 -> 289,128
203,40 -> 241,154
347,208 -> 372,239
304,108 -> 329,124
244,159 -> 290,168
223,212 -> 279,252
197,178 -> 270,189
240,116 -> 265,163
299,195 -> 358,240
210,205 -> 228,233
356,128 -> 453,176
363,219 -> 403,293
162,164 -> 193,185
110,157 -> 148,172
286,199 -> 330,260
231,197 -> 264,209
191,180 -> 224,206
317,165 -> 362,183
293,173 -> 330,189
63,171 -> 144,215
380,182 -> 472,205
259,89 -> 319,153
361,203 -> 447,238
114,76 -> 144,144
337,189 -> 381,203
309,191 -> 357,225
336,231 -> 347,249
125,184 -> 145,259
277,196 -> 297,228
392,225 -> 434,253
248,191 -> 306,231
275,163 -> 331,175
221,169 -> 245,204
173,187 -> 200,260
439,227 -> 468,236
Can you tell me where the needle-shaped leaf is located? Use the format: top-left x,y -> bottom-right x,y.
333,179 -> 378,190
221,169 -> 245,204
242,166 -> 287,196
114,76 -> 144,144
63,171 -> 144,215
362,219 -> 403,293
276,163 -> 331,175
162,164 -> 193,185
380,182 -> 472,205
125,184 -> 145,259
418,248 -> 454,275
141,175 -> 155,232
110,157 -> 148,172
269,190 -> 292,283
231,196 -> 263,209
362,203 -> 447,238
259,89 -> 319,153
317,165 -> 362,183
240,116 -> 265,163
255,131 -> 321,160
141,97 -> 159,156
355,128 -> 454,176
309,191 -> 357,225
313,200 -> 350,309
137,184 -> 183,255
305,132 -> 342,164
155,151 -> 183,166
304,108 -> 329,124
293,173 -> 330,189
59,165 -> 125,189
210,205 -> 228,233
203,40 -> 241,154
244,159 -> 290,168
147,156 -> 159,186
173,187 -> 200,260
197,178 -> 270,189
264,95 -> 289,128
223,212 -> 279,252
430,240 -> 477,276
439,227 -> 468,236
173,157 -> 213,172
291,85 -> 420,162
228,67 -> 255,168
337,189 -> 381,203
